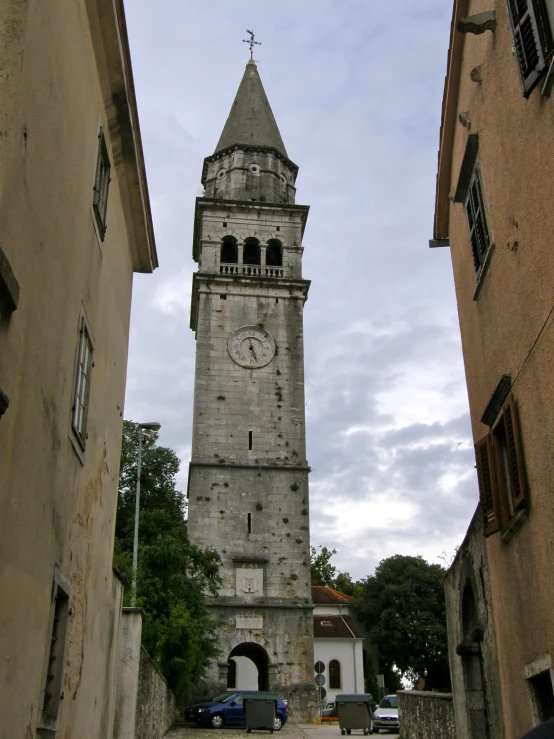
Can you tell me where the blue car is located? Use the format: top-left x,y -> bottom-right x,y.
186,690 -> 288,731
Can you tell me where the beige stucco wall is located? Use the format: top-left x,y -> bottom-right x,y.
0,1 -> 154,737
442,1 -> 554,736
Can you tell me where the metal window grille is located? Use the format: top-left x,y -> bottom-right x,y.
72,320 -> 93,446
93,130 -> 111,239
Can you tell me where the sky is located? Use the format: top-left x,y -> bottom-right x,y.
123,0 -> 477,582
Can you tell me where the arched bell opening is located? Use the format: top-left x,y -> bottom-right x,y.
243,238 -> 261,266
266,239 -> 283,267
228,641 -> 270,691
221,236 -> 238,264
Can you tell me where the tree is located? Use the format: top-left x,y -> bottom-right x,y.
355,555 -> 451,692
114,421 -> 221,695
310,545 -> 337,586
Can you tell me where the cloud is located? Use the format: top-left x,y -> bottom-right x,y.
123,0 -> 477,583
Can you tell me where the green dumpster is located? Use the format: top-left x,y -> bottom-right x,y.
244,691 -> 278,733
336,694 -> 374,735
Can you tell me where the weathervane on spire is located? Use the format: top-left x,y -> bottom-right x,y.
243,29 -> 261,59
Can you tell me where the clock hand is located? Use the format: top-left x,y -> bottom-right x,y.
248,341 -> 258,360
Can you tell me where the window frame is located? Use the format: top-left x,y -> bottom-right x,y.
329,659 -> 341,690
475,393 -> 528,538
506,0 -> 554,96
71,312 -> 94,451
92,128 -> 111,240
38,568 -> 71,733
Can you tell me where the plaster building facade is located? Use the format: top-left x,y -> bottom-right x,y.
187,58 -> 317,721
433,0 -> 554,736
0,1 -> 157,737
312,586 -> 367,705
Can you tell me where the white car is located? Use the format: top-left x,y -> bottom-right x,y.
372,695 -> 399,734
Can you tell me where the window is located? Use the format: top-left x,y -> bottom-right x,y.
221,236 -> 238,264
38,569 -> 71,732
329,660 -> 341,689
243,238 -> 261,265
266,239 -> 283,267
506,0 -> 554,96
454,135 -> 492,279
465,168 -> 491,274
475,394 -> 527,537
92,129 -> 111,239
72,315 -> 94,449
529,671 -> 554,721
227,659 -> 237,689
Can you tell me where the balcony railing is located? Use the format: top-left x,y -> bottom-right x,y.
220,263 -> 284,278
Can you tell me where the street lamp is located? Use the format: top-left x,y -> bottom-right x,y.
130,421 -> 161,606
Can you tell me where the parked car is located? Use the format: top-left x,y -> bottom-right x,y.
185,690 -> 288,731
322,701 -> 338,717
372,694 -> 399,734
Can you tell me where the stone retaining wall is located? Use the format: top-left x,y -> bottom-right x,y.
135,646 -> 175,739
397,690 -> 455,739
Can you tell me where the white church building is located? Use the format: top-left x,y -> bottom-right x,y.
312,586 -> 366,704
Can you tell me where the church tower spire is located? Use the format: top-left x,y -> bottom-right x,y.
188,57 -> 316,721
215,59 -> 288,157
201,60 -> 298,206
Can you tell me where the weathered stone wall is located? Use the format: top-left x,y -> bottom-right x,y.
397,691 -> 455,739
444,507 -> 504,739
135,646 -> 175,739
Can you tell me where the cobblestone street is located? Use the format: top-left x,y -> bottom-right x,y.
165,724 -> 399,739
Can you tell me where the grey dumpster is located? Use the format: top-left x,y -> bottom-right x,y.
336,694 -> 374,735
244,691 -> 278,733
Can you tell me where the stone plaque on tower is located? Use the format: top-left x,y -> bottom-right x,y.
187,52 -> 317,720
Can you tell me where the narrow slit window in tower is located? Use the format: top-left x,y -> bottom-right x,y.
249,431 -> 253,450
247,513 -> 252,534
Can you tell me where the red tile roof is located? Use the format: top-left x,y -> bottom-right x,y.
312,585 -> 355,604
313,614 -> 363,639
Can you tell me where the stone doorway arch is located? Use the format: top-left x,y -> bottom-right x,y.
228,642 -> 270,691
457,578 -> 490,738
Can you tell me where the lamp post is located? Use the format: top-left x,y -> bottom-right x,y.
131,421 -> 161,606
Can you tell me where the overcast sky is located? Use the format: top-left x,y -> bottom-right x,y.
123,0 -> 477,582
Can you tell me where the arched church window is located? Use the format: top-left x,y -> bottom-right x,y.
221,236 -> 238,264
243,238 -> 261,265
227,658 -> 237,689
329,660 -> 341,689
266,240 -> 282,267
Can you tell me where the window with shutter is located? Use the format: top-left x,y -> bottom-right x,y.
499,394 -> 528,510
475,435 -> 500,536
506,0 -> 554,96
476,392 -> 528,538
465,169 -> 491,274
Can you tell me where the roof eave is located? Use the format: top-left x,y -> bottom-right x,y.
433,0 -> 470,243
86,0 -> 158,272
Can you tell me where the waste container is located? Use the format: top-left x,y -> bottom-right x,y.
244,691 -> 278,733
336,694 -> 374,735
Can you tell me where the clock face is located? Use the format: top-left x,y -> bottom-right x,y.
228,326 -> 275,368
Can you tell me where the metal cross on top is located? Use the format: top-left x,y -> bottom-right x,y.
243,29 -> 261,59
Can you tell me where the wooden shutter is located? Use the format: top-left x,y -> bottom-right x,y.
506,0 -> 551,96
475,435 -> 500,536
465,171 -> 490,272
502,394 -> 528,510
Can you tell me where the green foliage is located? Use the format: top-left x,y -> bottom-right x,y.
364,650 -> 380,703
310,545 -> 337,586
114,421 -> 222,696
355,554 -> 451,692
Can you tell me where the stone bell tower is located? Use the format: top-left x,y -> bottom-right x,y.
187,57 -> 316,720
